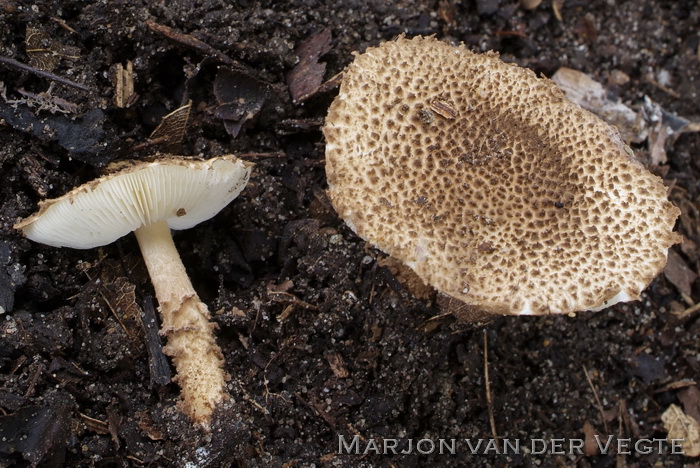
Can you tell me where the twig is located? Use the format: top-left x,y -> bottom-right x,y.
145,21 -> 242,68
16,87 -> 79,113
616,400 -> 627,465
79,412 -> 110,434
483,330 -> 499,449
6,355 -> 28,381
680,301 -> 700,318
236,382 -> 269,415
236,151 -> 286,159
0,56 -> 89,91
125,455 -> 146,465
294,392 -> 336,429
680,292 -> 695,307
583,365 -> 610,434
267,290 -> 317,309
50,16 -> 78,34
129,136 -> 170,152
24,361 -> 44,397
644,74 -> 682,99
99,288 -> 131,338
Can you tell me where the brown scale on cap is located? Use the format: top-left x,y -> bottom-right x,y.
323,35 -> 682,316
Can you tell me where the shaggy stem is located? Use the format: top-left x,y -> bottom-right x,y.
134,220 -> 227,428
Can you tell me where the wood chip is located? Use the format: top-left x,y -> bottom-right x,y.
136,411 -> 165,441
430,98 -> 457,120
113,61 -> 136,108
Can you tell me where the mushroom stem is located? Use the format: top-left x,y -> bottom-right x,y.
134,220 -> 227,428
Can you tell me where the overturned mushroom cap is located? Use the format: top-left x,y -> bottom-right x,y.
15,155 -> 252,249
323,36 -> 681,315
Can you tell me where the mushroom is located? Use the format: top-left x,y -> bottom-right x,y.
323,36 -> 681,316
14,154 -> 253,427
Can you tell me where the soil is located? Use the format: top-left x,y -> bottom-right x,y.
0,1 -> 699,467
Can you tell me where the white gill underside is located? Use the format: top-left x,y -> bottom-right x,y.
19,156 -> 251,249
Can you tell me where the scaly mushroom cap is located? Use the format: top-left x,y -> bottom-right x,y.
323,35 -> 681,315
15,154 -> 253,249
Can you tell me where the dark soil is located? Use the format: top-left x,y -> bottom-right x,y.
1,1 -> 699,467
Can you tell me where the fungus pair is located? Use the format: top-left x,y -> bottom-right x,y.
323,36 -> 681,316
16,35 -> 682,430
15,155 -> 252,427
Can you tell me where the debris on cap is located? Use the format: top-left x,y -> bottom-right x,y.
323,35 -> 682,316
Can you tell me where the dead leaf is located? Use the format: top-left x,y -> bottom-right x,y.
377,256 -> 435,301
136,411 -> 164,441
679,386 -> 700,425
213,68 -> 269,138
582,420 -> 600,456
149,100 -> 191,151
286,29 -> 332,103
13,86 -> 79,114
0,405 -> 72,466
681,238 -> 700,263
99,267 -> 143,344
26,26 -> 59,71
437,294 -> 496,325
661,404 -> 700,457
26,25 -> 79,72
648,120 -> 669,165
664,249 -> 698,298
628,354 -> 666,384
552,67 -> 645,144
